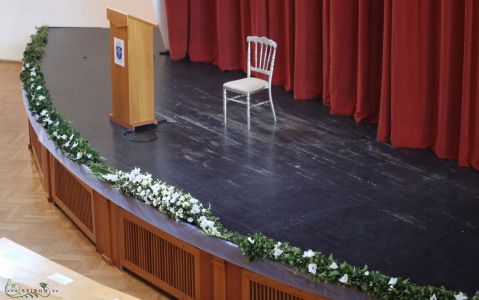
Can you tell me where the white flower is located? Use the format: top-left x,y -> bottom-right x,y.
190,204 -> 201,214
71,142 -> 78,148
30,70 -> 36,76
430,294 -> 437,300
454,292 -> 468,300
388,277 -> 398,286
187,217 -> 193,223
328,262 -> 338,270
198,216 -> 220,236
40,109 -> 48,116
26,63 -> 30,68
76,152 -> 83,160
128,168 -> 142,182
247,237 -> 255,244
308,263 -> 317,275
102,174 -> 118,182
38,95 -> 45,101
199,216 -> 215,229
338,274 -> 348,284
302,249 -> 315,258
86,153 -> 92,159
364,271 -> 369,276
151,183 -> 161,196
272,242 -> 283,258
36,85 -> 42,90
63,142 -> 70,148
61,134 -> 67,140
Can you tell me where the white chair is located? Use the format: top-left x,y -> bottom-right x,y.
223,36 -> 277,130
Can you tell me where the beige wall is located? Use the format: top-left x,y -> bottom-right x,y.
1,0 -> 158,61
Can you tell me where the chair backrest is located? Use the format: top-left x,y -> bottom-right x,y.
247,36 -> 277,84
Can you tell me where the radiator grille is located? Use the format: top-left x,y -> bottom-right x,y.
53,160 -> 93,233
248,279 -> 305,300
123,218 -> 196,298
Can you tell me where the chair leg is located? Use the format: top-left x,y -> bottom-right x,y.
246,93 -> 251,130
223,89 -> 227,124
268,88 -> 277,122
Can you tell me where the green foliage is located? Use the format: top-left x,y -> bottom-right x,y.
21,26 -> 477,300
21,26 -> 104,169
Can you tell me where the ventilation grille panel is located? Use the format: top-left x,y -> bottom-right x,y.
123,218 -> 196,298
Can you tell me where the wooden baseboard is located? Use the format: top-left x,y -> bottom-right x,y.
0,59 -> 22,64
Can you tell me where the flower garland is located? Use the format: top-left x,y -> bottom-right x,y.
20,26 -> 478,300
103,169 -> 225,237
20,27 -> 102,167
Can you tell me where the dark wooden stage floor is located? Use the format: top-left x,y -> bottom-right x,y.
42,28 -> 479,294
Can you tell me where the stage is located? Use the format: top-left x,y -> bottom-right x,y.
41,28 -> 479,294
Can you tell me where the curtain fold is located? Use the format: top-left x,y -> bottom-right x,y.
164,0 -> 188,60
458,0 -> 479,169
164,0 -> 479,171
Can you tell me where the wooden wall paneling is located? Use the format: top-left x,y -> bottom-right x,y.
93,191 -> 113,264
198,251 -> 213,300
27,121 -> 52,202
211,257 -> 226,300
27,120 -> 32,150
50,157 -> 96,242
118,209 -> 201,299
28,122 -> 43,176
40,146 -> 52,202
226,262 -> 242,300
28,122 -> 41,166
109,202 -> 123,269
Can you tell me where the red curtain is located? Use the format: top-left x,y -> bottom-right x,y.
164,0 -> 479,170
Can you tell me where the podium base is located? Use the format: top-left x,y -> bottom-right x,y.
109,114 -> 158,130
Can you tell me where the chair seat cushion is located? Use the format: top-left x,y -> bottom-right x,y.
223,77 -> 268,94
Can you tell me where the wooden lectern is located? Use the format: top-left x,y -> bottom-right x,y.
107,8 -> 158,129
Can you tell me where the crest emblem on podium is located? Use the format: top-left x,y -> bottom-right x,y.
116,46 -> 123,60
113,37 -> 125,67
